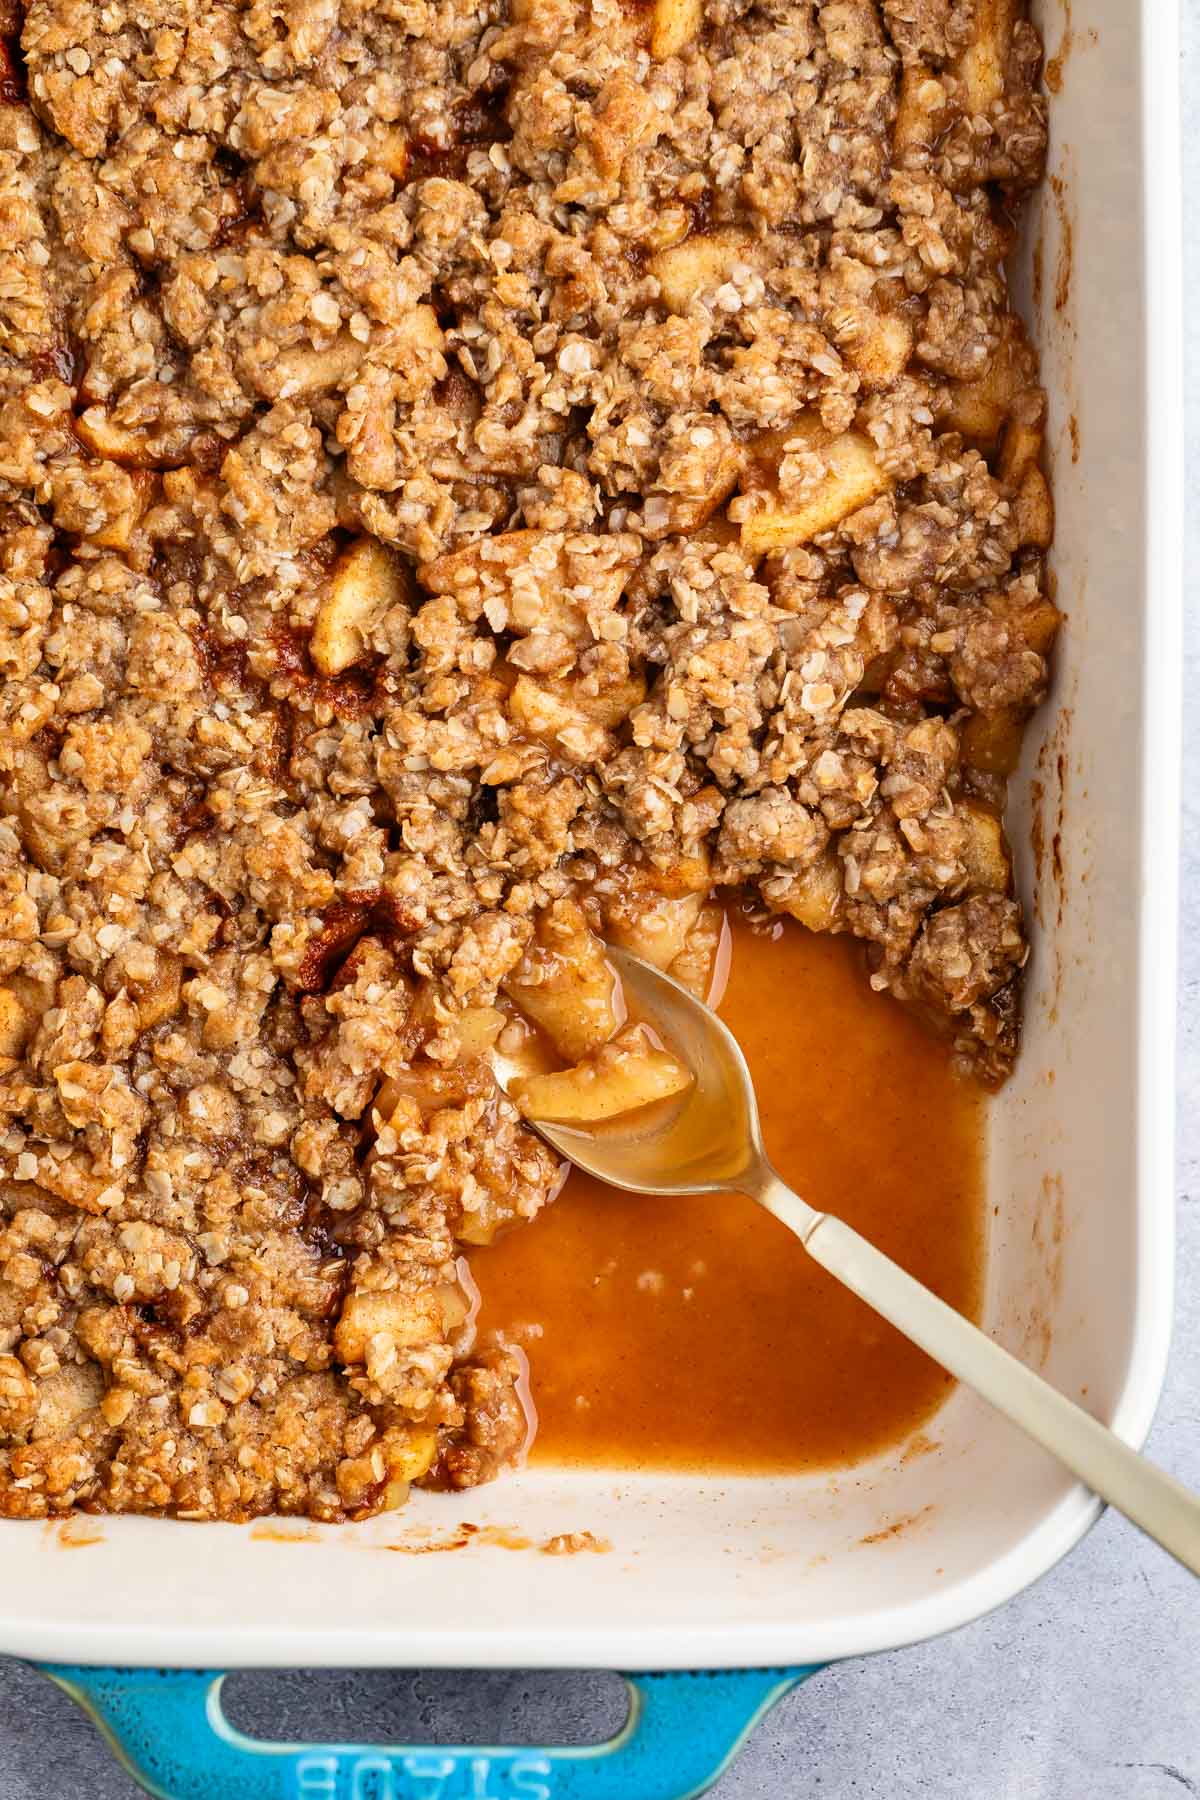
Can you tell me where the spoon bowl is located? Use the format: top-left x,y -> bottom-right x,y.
512,946 -> 765,1196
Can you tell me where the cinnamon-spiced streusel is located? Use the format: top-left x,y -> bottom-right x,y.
0,0 -> 1053,1518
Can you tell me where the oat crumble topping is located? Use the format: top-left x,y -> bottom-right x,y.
0,0 -> 1053,1519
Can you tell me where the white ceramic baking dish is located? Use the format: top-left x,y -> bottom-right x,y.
0,0 -> 1183,1792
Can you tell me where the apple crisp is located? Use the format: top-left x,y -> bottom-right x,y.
0,0 -> 1053,1519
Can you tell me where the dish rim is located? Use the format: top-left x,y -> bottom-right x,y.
0,0 -> 1182,1673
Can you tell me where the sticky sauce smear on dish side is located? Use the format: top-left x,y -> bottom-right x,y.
470,912 -> 987,1474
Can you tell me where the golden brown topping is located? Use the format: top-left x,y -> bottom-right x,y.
0,0 -> 1050,1521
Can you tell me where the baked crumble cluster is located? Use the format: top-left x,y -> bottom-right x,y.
0,0 -> 1054,1519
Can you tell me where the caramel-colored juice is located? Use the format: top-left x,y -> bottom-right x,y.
471,914 -> 986,1472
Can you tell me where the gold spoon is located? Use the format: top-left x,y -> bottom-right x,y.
502,945 -> 1200,1577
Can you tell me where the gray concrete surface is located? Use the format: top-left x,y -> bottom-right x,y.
2,17 -> 1199,1800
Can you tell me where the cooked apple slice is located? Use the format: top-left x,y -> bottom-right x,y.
739,417 -> 891,553
512,1026 -> 692,1125
936,324 -> 1032,446
334,1288 -> 442,1364
1013,465 -> 1053,549
269,309 -> 446,403
955,0 -> 1017,113
372,1061 -> 484,1129
651,229 -> 755,313
1008,589 -> 1060,655
960,799 -> 1012,894
997,409 -> 1043,487
843,312 -> 914,391
272,304 -> 448,398
96,471 -> 157,552
503,899 -> 618,1061
387,1426 -> 439,1485
606,887 -> 706,971
508,674 -> 612,760
130,950 -> 182,1033
311,538 -> 410,675
0,989 -> 30,1058
776,849 -> 844,932
508,668 -> 647,755
554,671 -> 648,729
665,900 -> 724,999
76,407 -> 191,471
453,1005 -> 506,1056
650,0 -> 702,59
371,127 -> 409,180
270,333 -> 363,398
893,65 -> 951,160
961,707 -> 1026,777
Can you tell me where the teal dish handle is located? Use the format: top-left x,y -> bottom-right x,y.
42,1664 -> 822,1800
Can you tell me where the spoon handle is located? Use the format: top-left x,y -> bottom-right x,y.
763,1183 -> 1200,1576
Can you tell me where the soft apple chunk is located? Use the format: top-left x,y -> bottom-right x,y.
650,0 -> 701,59
775,849 -> 844,933
961,706 -> 1026,777
76,407 -> 191,470
955,0 -> 1016,113
843,311 -> 913,390
453,1005 -> 506,1056
738,416 -> 891,553
935,321 -> 1033,447
607,888 -> 705,971
0,988 -> 30,1058
503,899 -> 618,1061
311,537 -> 409,675
652,229 -> 755,313
512,1027 -> 692,1126
960,799 -> 1012,894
